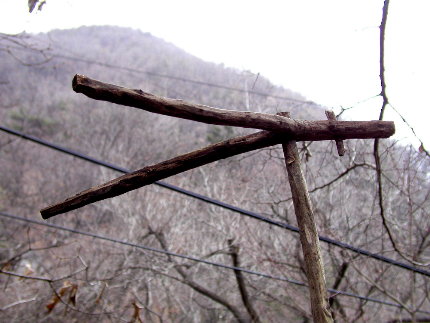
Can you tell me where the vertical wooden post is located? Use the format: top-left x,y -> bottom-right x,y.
279,112 -> 333,323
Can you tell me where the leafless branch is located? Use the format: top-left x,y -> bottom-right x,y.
150,229 -> 251,323
228,240 -> 261,323
373,0 -> 430,266
0,296 -> 37,311
352,263 -> 412,315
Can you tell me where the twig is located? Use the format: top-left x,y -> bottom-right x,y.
373,0 -> 430,266
0,269 -> 52,282
351,263 -> 412,315
309,163 -> 368,193
151,230 -> 250,323
228,240 -> 261,323
388,103 -> 430,158
1,297 -> 37,310
0,258 -> 87,283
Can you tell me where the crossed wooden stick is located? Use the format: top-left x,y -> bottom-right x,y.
41,75 -> 394,219
40,75 -> 394,323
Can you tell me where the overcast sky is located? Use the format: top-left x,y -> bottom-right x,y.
1,0 -> 430,147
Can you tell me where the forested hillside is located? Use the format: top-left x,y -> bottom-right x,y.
1,26 -> 429,322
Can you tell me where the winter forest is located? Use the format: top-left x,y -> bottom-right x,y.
1,1 -> 430,322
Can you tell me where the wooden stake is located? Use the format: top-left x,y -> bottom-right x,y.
325,110 -> 346,156
41,110 -> 394,219
40,130 -> 280,218
279,112 -> 333,323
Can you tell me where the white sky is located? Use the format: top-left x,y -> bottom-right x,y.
1,0 -> 430,147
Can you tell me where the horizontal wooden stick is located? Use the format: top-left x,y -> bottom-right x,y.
72,74 -> 395,140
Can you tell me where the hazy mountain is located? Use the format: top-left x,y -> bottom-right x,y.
2,26 -> 427,322
1,26 -> 322,114
1,26 -> 326,162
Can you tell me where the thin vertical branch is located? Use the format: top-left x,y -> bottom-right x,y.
329,262 -> 349,321
374,0 -> 395,255
373,0 -> 430,267
228,240 -> 261,323
150,228 -> 249,323
378,0 -> 390,119
377,0 -> 429,158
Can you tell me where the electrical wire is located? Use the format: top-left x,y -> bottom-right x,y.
1,125 -> 430,278
2,44 -> 315,106
54,52 -> 313,104
2,210 -> 428,313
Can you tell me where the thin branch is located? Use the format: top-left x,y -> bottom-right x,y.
374,0 -> 396,260
379,0 -> 390,119
373,0 -> 430,267
228,240 -> 261,323
0,269 -> 52,282
388,103 -> 430,158
309,163 -> 367,194
1,297 -> 37,311
0,257 -> 87,283
5,48 -> 52,66
47,281 -> 117,318
329,262 -> 349,321
374,0 -> 390,252
151,230 -> 249,323
132,291 -> 164,323
351,263 -> 412,315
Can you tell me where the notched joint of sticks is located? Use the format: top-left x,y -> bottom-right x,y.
325,110 -> 346,156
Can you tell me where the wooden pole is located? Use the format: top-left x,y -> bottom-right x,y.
40,130 -> 281,218
72,74 -> 395,141
41,111 -> 395,219
280,112 -> 333,323
40,76 -> 394,219
325,110 -> 345,156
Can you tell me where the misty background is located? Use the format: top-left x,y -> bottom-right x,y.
1,2 -> 430,322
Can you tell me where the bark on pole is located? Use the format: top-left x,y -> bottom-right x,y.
279,112 -> 334,323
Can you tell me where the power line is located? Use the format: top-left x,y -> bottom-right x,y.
2,44 -> 315,106
54,52 -> 313,105
2,125 -> 430,278
1,210 -> 427,313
